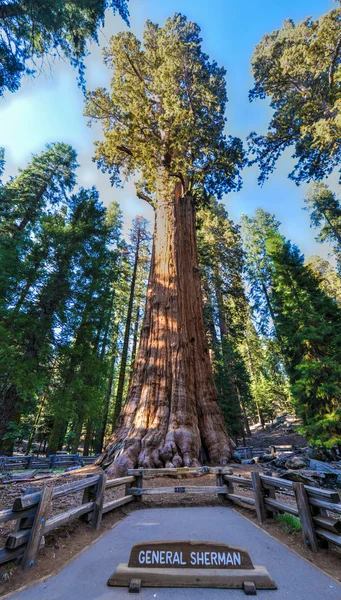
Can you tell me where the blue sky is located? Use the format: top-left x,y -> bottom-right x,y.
0,0 -> 337,258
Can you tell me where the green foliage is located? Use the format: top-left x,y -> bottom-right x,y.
305,183 -> 341,274
244,325 -> 292,424
0,147 -> 4,181
85,13 -> 244,201
242,209 -> 280,336
0,143 -> 134,455
276,513 -> 302,534
305,255 -> 341,304
197,200 -> 252,438
241,209 -> 293,423
267,232 -> 341,434
249,7 -> 341,183
243,208 -> 341,444
0,0 -> 129,96
111,215 -> 151,428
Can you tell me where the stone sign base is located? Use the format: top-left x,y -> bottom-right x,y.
108,540 -> 277,595
108,564 -> 277,593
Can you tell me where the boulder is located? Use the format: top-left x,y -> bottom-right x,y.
258,453 -> 273,463
233,452 -> 242,464
284,456 -> 309,470
270,453 -> 294,469
309,459 -> 341,474
306,447 -> 334,462
278,470 -> 317,485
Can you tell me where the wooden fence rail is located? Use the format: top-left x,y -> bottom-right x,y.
0,454 -> 99,471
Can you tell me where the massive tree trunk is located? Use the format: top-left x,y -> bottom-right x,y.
98,182 -> 233,476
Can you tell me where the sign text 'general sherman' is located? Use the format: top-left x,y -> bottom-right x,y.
128,541 -> 254,570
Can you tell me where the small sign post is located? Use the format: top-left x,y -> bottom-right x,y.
108,540 -> 277,595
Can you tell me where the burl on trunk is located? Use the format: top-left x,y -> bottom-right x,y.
99,183 -> 233,476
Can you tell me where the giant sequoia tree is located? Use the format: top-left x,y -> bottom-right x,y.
86,14 -> 244,475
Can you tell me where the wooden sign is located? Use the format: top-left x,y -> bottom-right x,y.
108,539 -> 277,594
129,540 -> 254,570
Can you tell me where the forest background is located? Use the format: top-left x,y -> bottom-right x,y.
1,0 -> 341,460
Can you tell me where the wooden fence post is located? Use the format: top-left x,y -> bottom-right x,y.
251,472 -> 266,524
91,473 -> 106,530
125,478 -> 133,497
264,472 -> 277,516
21,486 -> 53,571
293,483 -> 319,553
223,473 -> 234,496
216,468 -> 226,502
13,488 -> 38,535
135,470 -> 144,503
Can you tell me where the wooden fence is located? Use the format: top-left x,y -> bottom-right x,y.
0,472 -> 134,570
0,466 -> 340,573
222,471 -> 341,553
126,467 -> 341,553
0,454 -> 99,471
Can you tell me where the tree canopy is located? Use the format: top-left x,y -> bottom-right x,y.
249,7 -> 341,183
85,13 -> 244,202
0,0 -> 129,96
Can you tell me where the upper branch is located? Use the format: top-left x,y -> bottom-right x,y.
329,33 -> 341,90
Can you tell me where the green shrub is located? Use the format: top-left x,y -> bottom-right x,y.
276,513 -> 302,534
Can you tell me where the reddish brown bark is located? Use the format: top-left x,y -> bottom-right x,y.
98,182 -> 233,476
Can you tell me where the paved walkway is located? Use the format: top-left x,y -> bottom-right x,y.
8,507 -> 341,600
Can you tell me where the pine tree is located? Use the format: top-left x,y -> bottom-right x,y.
242,209 -> 281,338
112,216 -> 151,427
197,200 -> 252,441
266,232 -> 341,446
0,143 -> 78,315
306,255 -> 341,304
0,145 -> 79,450
46,194 -> 123,454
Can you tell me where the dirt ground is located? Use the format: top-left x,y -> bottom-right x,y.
0,462 -> 340,598
243,417 -> 308,449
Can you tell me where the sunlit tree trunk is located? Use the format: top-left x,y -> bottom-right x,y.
98,182 -> 233,476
